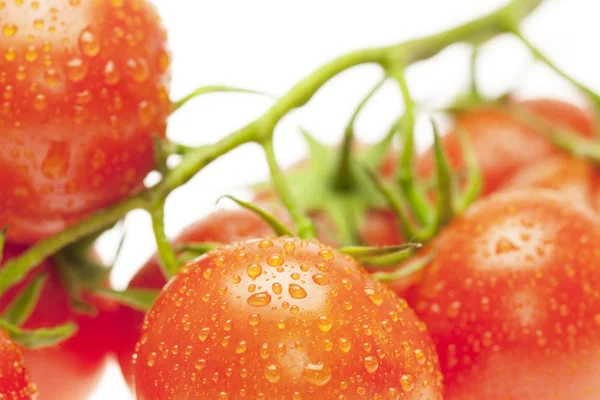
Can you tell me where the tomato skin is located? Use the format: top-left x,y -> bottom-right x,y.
416,99 -> 595,195
115,208 -> 278,387
0,330 -> 38,400
501,155 -> 600,212
407,190 -> 600,399
133,237 -> 443,400
0,0 -> 171,244
0,245 -> 114,400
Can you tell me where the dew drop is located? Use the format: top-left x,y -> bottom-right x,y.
103,61 -> 120,85
198,327 -> 210,342
247,292 -> 272,307
400,374 -> 414,392
235,341 -> 248,354
365,288 -> 383,306
232,275 -> 241,284
312,274 -> 329,286
79,28 -> 100,56
267,254 -> 284,267
126,57 -> 150,82
264,364 -> 280,383
15,66 -> 26,81
66,57 -> 88,82
302,363 -> 332,387
248,313 -> 261,327
289,284 -> 307,299
317,315 -> 332,332
338,338 -> 351,353
44,68 -> 60,87
272,282 -> 282,295
138,100 -> 156,126
247,263 -> 263,280
363,356 -> 379,373
414,349 -> 426,365
5,47 -> 16,62
25,45 -> 38,62
147,352 -> 157,367
319,249 -> 334,260
3,24 -> 18,37
259,240 -> 273,249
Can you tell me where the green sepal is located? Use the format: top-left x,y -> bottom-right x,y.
0,320 -> 77,350
372,251 -> 435,282
1,274 -> 47,327
91,288 -> 159,313
175,242 -> 221,264
339,244 -> 421,267
218,195 -> 293,237
431,119 -> 456,227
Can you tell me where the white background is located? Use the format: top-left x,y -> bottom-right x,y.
92,0 -> 599,397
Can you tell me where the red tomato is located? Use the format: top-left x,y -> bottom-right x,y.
502,155 -> 600,212
407,190 -> 600,399
0,0 -> 171,244
416,99 -> 595,195
115,208 -> 278,387
0,330 -> 37,400
0,245 -> 115,400
133,237 -> 443,399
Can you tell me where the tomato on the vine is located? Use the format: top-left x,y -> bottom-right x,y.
0,245 -> 115,400
416,99 -> 595,195
407,190 -> 600,399
115,208 -> 279,387
0,0 -> 172,244
0,329 -> 37,400
133,237 -> 443,399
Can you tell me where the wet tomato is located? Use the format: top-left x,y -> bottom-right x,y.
416,99 -> 595,195
0,245 -> 114,400
501,155 -> 600,212
408,190 -> 600,399
133,237 -> 443,399
0,0 -> 172,244
115,208 -> 278,387
0,330 -> 37,400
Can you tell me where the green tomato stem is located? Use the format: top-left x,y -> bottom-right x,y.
150,198 -> 180,279
0,0 -> 543,296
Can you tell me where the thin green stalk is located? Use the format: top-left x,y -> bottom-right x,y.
262,140 -> 316,239
150,198 -> 179,279
335,77 -> 387,191
0,0 -> 544,296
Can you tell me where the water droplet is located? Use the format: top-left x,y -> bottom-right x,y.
414,349 -> 426,365
495,237 -> 519,254
272,282 -> 282,294
447,301 -> 461,319
247,292 -> 272,307
289,284 -> 307,299
147,352 -> 157,367
235,341 -> 248,354
317,315 -> 332,332
338,338 -> 351,353
341,279 -> 352,291
400,374 -> 414,392
195,359 -> 206,371
41,141 -> 69,179
158,49 -> 170,72
302,363 -> 332,387
103,61 -> 120,85
247,263 -> 263,280
5,47 -> 16,62
138,100 -> 156,126
198,327 -> 210,342
3,24 -> 18,37
363,356 -> 379,373
15,66 -> 26,81
260,343 -> 270,359
25,45 -> 38,62
319,249 -> 334,260
312,274 -> 329,286
267,254 -> 284,267
232,275 -> 241,284
126,57 -> 150,82
264,364 -> 280,383
291,272 -> 300,280
34,93 -> 47,111
248,313 -> 261,327
79,28 -> 100,56
365,288 -> 383,306
44,68 -> 60,87
259,240 -> 273,249
66,57 -> 88,82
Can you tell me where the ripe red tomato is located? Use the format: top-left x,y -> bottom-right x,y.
501,155 -> 600,212
0,330 -> 37,400
115,208 -> 278,387
133,237 -> 443,399
407,190 -> 600,399
0,245 -> 115,400
0,0 -> 172,244
416,99 -> 595,195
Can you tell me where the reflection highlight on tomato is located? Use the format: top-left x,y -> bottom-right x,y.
0,0 -> 172,243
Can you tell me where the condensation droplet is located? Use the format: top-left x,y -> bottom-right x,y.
400,374 -> 414,393
317,315 -> 332,332
247,292 -> 272,307
302,363 -> 332,387
363,356 -> 379,373
247,263 -> 263,280
289,284 -> 307,299
264,364 -> 280,383
312,274 -> 329,286
66,57 -> 88,82
79,28 -> 100,56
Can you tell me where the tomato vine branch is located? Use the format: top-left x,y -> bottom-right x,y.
0,0 -> 544,296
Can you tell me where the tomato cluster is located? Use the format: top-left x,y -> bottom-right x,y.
1,1 -> 600,400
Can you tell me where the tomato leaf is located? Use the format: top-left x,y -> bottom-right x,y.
1,274 -> 48,327
92,288 -> 160,313
0,320 -> 77,350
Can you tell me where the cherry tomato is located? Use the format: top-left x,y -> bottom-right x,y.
115,208 -> 278,387
133,237 -> 443,399
407,190 -> 600,399
0,0 -> 172,244
501,155 -> 600,212
0,330 -> 37,400
0,245 -> 115,400
416,99 -> 595,195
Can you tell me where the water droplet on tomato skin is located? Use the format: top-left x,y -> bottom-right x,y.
289,284 -> 307,299
66,57 -> 88,82
264,364 -> 280,383
317,315 -> 332,332
363,356 -> 379,373
400,374 -> 415,392
247,263 -> 263,280
247,292 -> 272,307
79,28 -> 100,56
302,363 -> 332,387
3,23 -> 18,37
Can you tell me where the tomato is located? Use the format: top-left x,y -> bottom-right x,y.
133,237 -> 443,399
0,330 -> 37,400
0,245 -> 115,400
502,155 -> 600,212
407,190 -> 600,399
416,99 -> 595,195
115,208 -> 278,387
0,0 -> 172,244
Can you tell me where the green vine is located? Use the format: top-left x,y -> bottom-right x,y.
0,0 -> 545,296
